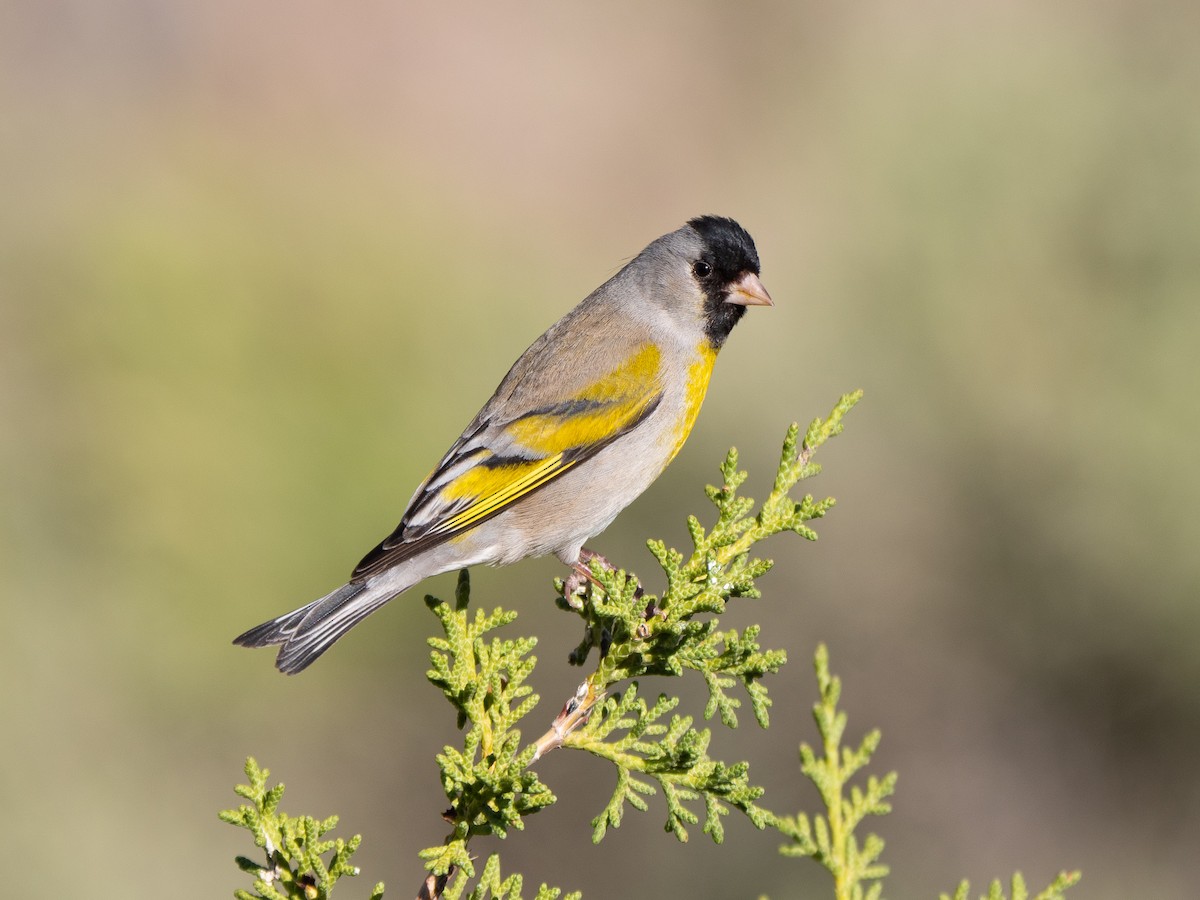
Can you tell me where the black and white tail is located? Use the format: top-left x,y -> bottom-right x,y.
233,579 -> 400,674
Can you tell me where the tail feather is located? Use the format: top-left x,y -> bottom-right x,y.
233,580 -> 399,675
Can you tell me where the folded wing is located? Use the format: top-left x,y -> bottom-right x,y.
352,343 -> 664,580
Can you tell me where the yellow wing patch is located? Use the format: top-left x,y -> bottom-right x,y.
505,403 -> 643,455
437,453 -> 576,532
505,343 -> 663,455
575,342 -> 663,401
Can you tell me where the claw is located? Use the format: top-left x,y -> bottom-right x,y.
561,547 -> 616,606
562,569 -> 589,609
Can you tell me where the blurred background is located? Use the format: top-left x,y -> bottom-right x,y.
2,1 -> 1198,897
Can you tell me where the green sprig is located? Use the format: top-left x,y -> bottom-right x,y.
940,870 -> 1082,900
564,683 -> 771,844
220,757 -> 385,900
772,647 -> 1079,900
440,854 -> 582,900
421,571 -> 555,873
776,644 -> 895,900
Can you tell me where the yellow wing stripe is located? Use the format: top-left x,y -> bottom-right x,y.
503,400 -> 648,455
437,453 -> 575,532
505,343 -> 663,455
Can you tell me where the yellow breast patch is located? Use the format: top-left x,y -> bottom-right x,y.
663,343 -> 717,466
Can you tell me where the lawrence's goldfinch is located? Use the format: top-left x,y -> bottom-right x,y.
234,216 -> 771,673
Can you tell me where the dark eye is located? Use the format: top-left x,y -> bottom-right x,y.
693,260 -> 712,279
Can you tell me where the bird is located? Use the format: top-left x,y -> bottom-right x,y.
234,215 -> 772,674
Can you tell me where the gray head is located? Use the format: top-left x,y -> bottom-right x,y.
628,215 -> 772,348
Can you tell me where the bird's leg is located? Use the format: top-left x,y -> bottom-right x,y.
562,547 -> 611,607
562,547 -> 647,609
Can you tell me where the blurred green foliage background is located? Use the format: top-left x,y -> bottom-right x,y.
2,2 -> 1198,897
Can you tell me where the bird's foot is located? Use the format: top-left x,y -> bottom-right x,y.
562,567 -> 593,609
561,548 -> 608,608
562,547 -> 646,609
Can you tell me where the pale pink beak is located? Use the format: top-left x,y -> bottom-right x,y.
725,271 -> 774,307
